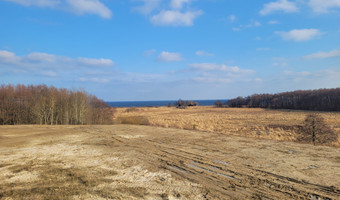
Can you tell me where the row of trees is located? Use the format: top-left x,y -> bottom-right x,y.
225,88 -> 340,111
0,84 -> 113,125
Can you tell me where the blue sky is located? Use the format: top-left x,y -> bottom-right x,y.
0,0 -> 339,101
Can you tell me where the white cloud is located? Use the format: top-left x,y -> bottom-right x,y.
132,0 -> 202,26
303,50 -> 340,59
189,63 -> 254,74
0,50 -> 116,84
27,52 -> 56,62
188,63 -> 255,83
196,51 -> 214,57
4,0 -> 60,7
132,0 -> 162,15
276,29 -> 322,41
4,0 -> 112,19
157,51 -> 183,62
0,50 -> 16,63
0,50 -> 114,68
66,0 -> 112,19
170,0 -> 190,10
151,10 -> 202,26
77,57 -> 114,66
260,0 -> 298,15
309,0 -> 340,14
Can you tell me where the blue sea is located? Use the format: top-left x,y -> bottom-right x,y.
107,100 -> 226,108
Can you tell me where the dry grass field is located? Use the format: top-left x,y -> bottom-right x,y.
1,107 -> 340,199
114,106 -> 340,146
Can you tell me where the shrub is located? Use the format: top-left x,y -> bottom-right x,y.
125,107 -> 139,113
214,100 -> 224,108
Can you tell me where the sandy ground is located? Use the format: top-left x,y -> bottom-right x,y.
1,125 -> 339,199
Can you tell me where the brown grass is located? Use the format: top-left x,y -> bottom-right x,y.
113,106 -> 340,146
116,116 -> 150,125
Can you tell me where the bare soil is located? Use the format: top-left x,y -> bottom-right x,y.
1,124 -> 339,199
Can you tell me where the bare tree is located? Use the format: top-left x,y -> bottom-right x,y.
0,84 -> 113,125
299,113 -> 338,145
214,100 -> 223,108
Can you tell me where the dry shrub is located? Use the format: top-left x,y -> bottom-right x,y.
117,116 -> 150,125
125,107 -> 139,113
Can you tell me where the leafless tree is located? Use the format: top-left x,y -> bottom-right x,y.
0,84 -> 113,125
299,113 -> 338,145
214,100 -> 223,108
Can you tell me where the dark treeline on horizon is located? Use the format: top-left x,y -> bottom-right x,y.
0,84 -> 113,125
226,88 -> 340,111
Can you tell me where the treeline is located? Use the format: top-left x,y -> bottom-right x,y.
0,84 -> 113,125
225,88 -> 340,111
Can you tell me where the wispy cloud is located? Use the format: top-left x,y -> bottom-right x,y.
157,51 -> 183,62
232,19 -> 261,31
272,57 -> 288,67
228,15 -> 236,22
189,63 -> 254,74
0,50 -> 115,75
78,77 -> 110,83
41,71 -> 58,77
132,0 -> 162,15
303,49 -> 340,59
308,0 -> 340,14
27,52 -> 56,62
132,0 -> 202,26
3,0 -> 112,19
143,49 -> 156,56
4,0 -> 61,7
188,63 -> 256,83
66,0 -> 112,19
257,48 -> 270,51
196,51 -> 214,57
260,0 -> 298,15
284,70 -> 311,77
268,20 -> 279,24
170,0 -> 190,10
77,57 -> 114,66
276,29 -> 322,41
151,10 -> 202,26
